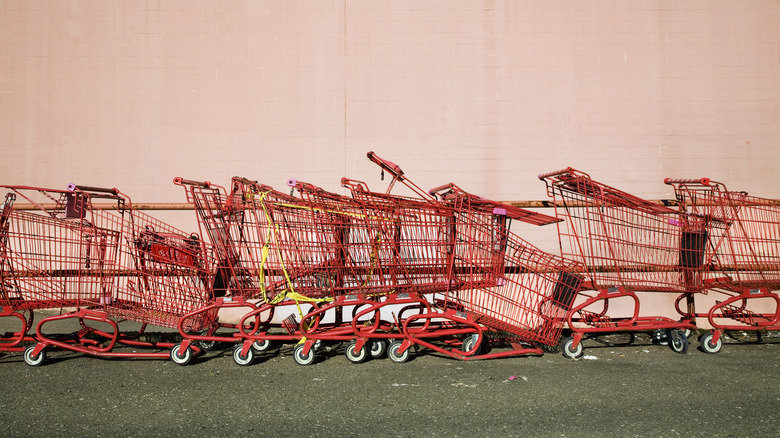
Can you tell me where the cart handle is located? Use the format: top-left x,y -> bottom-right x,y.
67,184 -> 119,195
428,183 -> 454,196
288,178 -> 321,192
367,151 -> 404,180
663,177 -> 711,186
173,177 -> 211,188
232,177 -> 258,187
537,167 -> 578,180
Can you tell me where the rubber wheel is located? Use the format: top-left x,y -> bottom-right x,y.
170,343 -> 193,366
562,336 -> 584,360
369,340 -> 387,358
670,330 -> 689,354
462,334 -> 482,356
293,344 -> 315,366
197,339 -> 216,351
233,344 -> 255,366
387,340 -> 410,363
699,332 -> 722,354
652,329 -> 669,346
252,339 -> 271,352
345,341 -> 368,364
24,345 -> 46,366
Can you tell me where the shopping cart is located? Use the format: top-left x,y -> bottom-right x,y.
539,168 -> 722,359
22,184 -> 213,365
665,178 -> 780,353
0,185 -> 111,353
429,182 -> 584,356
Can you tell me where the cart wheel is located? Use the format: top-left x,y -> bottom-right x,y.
699,332 -> 722,354
369,340 -> 387,358
252,339 -> 272,352
387,341 -> 410,363
652,329 -> 670,346
232,345 -> 255,366
462,334 -> 482,356
293,344 -> 315,366
197,340 -> 216,351
669,330 -> 689,354
345,341 -> 368,364
562,336 -> 584,360
24,346 -> 46,366
170,343 -> 193,366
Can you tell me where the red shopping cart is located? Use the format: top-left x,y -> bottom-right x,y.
22,184 -> 213,365
539,168 -> 724,359
665,178 -> 780,353
430,182 -> 584,352
0,185 -> 114,353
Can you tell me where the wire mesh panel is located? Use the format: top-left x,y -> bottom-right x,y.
432,185 -> 583,346
0,186 -> 122,311
332,178 -> 456,296
115,210 -> 215,332
540,169 -> 723,294
715,194 -> 780,291
665,178 -> 780,349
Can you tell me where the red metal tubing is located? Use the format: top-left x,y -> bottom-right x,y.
67,183 -> 119,195
663,177 -> 711,186
428,183 -> 453,196
173,177 -> 211,188
537,167 -> 577,180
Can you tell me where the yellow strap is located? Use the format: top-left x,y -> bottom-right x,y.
255,192 -> 333,322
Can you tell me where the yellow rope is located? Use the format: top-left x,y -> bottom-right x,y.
254,191 -> 334,340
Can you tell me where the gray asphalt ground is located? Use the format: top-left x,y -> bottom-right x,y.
1,320 -> 778,438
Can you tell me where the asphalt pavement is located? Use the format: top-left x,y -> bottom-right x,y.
1,325 -> 778,438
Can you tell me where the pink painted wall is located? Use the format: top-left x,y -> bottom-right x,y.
2,1 -> 779,324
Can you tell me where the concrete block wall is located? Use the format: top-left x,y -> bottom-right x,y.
2,1 -> 779,324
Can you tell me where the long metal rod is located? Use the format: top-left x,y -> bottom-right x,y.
10,198 -> 780,211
